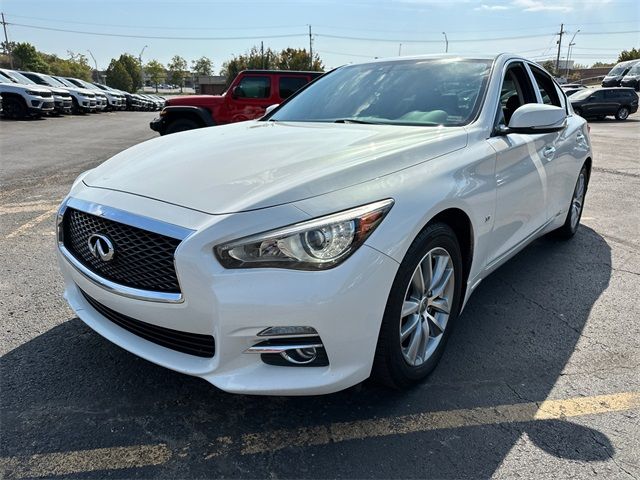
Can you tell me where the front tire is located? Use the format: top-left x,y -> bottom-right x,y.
372,223 -> 463,389
554,164 -> 589,239
2,97 -> 28,119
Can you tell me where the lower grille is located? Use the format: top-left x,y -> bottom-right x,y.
80,289 -> 215,358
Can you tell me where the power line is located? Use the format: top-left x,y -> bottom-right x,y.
316,32 -> 555,43
7,22 -> 307,40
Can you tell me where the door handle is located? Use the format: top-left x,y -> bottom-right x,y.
542,146 -> 556,160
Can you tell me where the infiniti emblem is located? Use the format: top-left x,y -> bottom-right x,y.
87,234 -> 115,262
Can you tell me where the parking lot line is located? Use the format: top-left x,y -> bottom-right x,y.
0,444 -> 171,479
5,207 -> 58,239
238,391 -> 640,455
0,201 -> 59,215
1,392 -> 637,478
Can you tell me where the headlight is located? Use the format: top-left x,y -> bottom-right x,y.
25,90 -> 43,96
215,199 -> 394,270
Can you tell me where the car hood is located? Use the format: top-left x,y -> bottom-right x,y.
83,121 -> 468,214
0,82 -> 51,93
167,94 -> 223,107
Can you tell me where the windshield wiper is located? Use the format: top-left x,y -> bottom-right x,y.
333,118 -> 382,124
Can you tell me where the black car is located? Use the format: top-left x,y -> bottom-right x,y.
570,87 -> 639,121
602,60 -> 640,87
621,61 -> 640,91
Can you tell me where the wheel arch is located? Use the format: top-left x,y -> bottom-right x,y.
162,106 -> 215,129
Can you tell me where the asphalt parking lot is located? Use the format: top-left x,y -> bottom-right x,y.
1,112 -> 639,479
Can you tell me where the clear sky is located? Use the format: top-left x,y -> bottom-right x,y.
2,0 -> 638,72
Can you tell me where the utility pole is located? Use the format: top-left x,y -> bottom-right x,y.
442,32 -> 448,53
1,13 -> 13,68
308,25 -> 313,69
261,41 -> 264,68
555,23 -> 564,75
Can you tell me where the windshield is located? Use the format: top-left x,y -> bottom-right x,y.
53,76 -> 75,88
0,73 -> 14,84
571,89 -> 596,100
270,58 -> 493,127
40,74 -> 67,88
608,63 -> 630,76
626,63 -> 640,76
2,70 -> 36,85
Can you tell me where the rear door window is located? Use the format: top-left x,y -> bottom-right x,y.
279,76 -> 309,99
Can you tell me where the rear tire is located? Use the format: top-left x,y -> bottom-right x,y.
615,107 -> 629,121
554,164 -> 589,239
372,223 -> 463,389
165,118 -> 200,134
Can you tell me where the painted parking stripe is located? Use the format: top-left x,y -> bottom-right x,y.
0,444 -> 171,479
0,201 -> 58,215
1,392 -> 637,478
238,391 -> 640,455
5,207 -> 57,239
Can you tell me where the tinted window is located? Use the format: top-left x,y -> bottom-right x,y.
604,90 -> 620,99
279,76 -> 308,99
236,76 -> 271,99
271,59 -> 493,127
530,66 -> 561,107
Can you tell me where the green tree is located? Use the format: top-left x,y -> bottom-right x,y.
167,55 -> 188,92
591,61 -> 614,68
541,60 -> 556,76
617,48 -> 640,62
11,42 -> 49,72
191,56 -> 214,76
46,51 -> 92,80
106,59 -> 133,92
220,45 -> 279,86
277,48 -> 323,71
145,59 -> 165,92
117,54 -> 142,90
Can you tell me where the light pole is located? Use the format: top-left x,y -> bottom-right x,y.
398,43 -> 402,56
86,49 -> 98,82
138,45 -> 148,90
442,32 -> 448,53
565,29 -> 580,78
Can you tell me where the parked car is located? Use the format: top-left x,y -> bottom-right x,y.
1,68 -> 72,115
93,83 -> 130,110
601,60 -> 640,87
0,72 -> 54,118
57,54 -> 591,395
20,71 -> 97,114
561,84 -> 587,90
621,61 -> 640,91
61,77 -> 108,112
563,87 -> 587,98
570,87 -> 638,120
151,69 -> 323,135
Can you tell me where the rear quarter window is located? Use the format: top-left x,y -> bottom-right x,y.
279,76 -> 309,100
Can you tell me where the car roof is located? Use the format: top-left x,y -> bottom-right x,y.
241,69 -> 323,75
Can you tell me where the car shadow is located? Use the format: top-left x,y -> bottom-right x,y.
0,226 -> 613,478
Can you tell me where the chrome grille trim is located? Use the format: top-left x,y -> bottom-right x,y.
57,197 -> 194,304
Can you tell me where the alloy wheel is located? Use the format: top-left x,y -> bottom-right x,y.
399,247 -> 455,367
570,171 -> 586,229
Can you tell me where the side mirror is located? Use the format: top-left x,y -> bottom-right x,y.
264,104 -> 279,116
231,86 -> 244,99
501,104 -> 567,135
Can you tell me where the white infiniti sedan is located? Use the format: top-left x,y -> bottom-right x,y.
57,54 -> 592,395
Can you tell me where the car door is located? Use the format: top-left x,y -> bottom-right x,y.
526,64 -> 574,223
604,89 -> 622,115
583,90 -> 606,115
226,74 -> 276,122
485,61 -> 550,264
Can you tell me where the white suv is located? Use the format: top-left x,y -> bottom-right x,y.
1,68 -> 72,115
21,72 -> 96,114
0,72 -> 54,118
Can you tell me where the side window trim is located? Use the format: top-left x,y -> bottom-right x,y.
491,59 -> 537,135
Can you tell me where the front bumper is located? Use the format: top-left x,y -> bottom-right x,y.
57,192 -> 398,395
149,116 -> 165,133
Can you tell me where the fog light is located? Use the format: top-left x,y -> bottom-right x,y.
281,347 -> 317,364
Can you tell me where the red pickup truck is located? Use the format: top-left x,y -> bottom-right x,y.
150,69 -> 322,135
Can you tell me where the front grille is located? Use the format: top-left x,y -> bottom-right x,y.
80,289 -> 215,358
63,208 -> 182,293
39,91 -> 52,98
